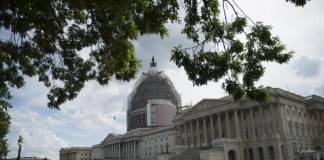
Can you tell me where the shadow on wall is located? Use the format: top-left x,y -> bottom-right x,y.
169,148 -> 200,160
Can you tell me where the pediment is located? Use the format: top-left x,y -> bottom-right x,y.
184,99 -> 232,115
103,133 -> 118,142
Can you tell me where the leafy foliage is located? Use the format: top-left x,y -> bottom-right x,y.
0,0 -> 179,110
286,0 -> 310,6
171,0 -> 294,102
0,0 -> 309,110
0,109 -> 10,158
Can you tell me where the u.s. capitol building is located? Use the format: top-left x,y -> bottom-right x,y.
60,58 -> 324,160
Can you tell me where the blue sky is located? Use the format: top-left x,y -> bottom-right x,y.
3,1 -> 324,160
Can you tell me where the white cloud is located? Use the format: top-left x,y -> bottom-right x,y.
58,80 -> 132,132
17,128 -> 68,160
293,56 -> 322,77
7,109 -> 69,160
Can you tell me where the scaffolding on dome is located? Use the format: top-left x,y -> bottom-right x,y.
126,57 -> 182,131
127,70 -> 182,113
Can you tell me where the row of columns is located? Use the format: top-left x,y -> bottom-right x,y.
316,110 -> 324,136
175,104 -> 279,146
102,140 -> 138,159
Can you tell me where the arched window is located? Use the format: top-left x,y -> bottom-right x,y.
228,150 -> 237,160
258,147 -> 264,160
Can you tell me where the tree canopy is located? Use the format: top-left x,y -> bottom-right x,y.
0,0 -> 311,156
0,108 -> 10,158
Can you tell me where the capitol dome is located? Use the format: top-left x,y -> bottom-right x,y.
127,57 -> 181,131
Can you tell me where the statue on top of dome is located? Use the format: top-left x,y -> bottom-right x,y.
150,56 -> 157,67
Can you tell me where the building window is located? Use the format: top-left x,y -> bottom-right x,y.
295,122 -> 300,137
312,125 -> 316,138
293,110 -> 296,116
286,109 -> 290,115
306,124 -> 311,138
300,124 -> 305,137
288,121 -> 293,136
293,143 -> 297,153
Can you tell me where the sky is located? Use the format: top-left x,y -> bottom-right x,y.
3,0 -> 324,159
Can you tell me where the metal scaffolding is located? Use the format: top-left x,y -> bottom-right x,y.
126,57 -> 181,131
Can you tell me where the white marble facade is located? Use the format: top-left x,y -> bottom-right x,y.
59,147 -> 92,160
173,87 -> 324,160
95,126 -> 174,160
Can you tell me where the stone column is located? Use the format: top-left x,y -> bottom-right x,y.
108,145 -> 110,158
250,108 -> 256,138
234,109 -> 241,139
128,141 -> 132,158
196,119 -> 200,146
126,142 -> 128,158
128,141 -> 130,158
184,123 -> 188,146
107,145 -> 109,158
131,141 -> 133,158
178,125 -> 184,145
259,106 -> 266,136
322,111 -> 324,135
203,117 -> 207,145
110,144 -> 112,158
225,111 -> 231,138
110,145 -> 112,158
119,143 -> 121,159
190,120 -> 194,147
115,144 -> 117,158
113,144 -> 115,158
218,113 -> 222,138
240,111 -> 246,139
106,146 -> 108,159
210,115 -> 215,140
270,104 -> 277,135
134,140 -> 136,158
175,125 -> 178,145
275,143 -> 284,160
316,110 -> 323,135
103,146 -> 106,159
102,146 -> 104,159
112,144 -> 114,158
296,108 -> 302,138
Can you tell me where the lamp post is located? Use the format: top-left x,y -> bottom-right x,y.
17,135 -> 23,160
